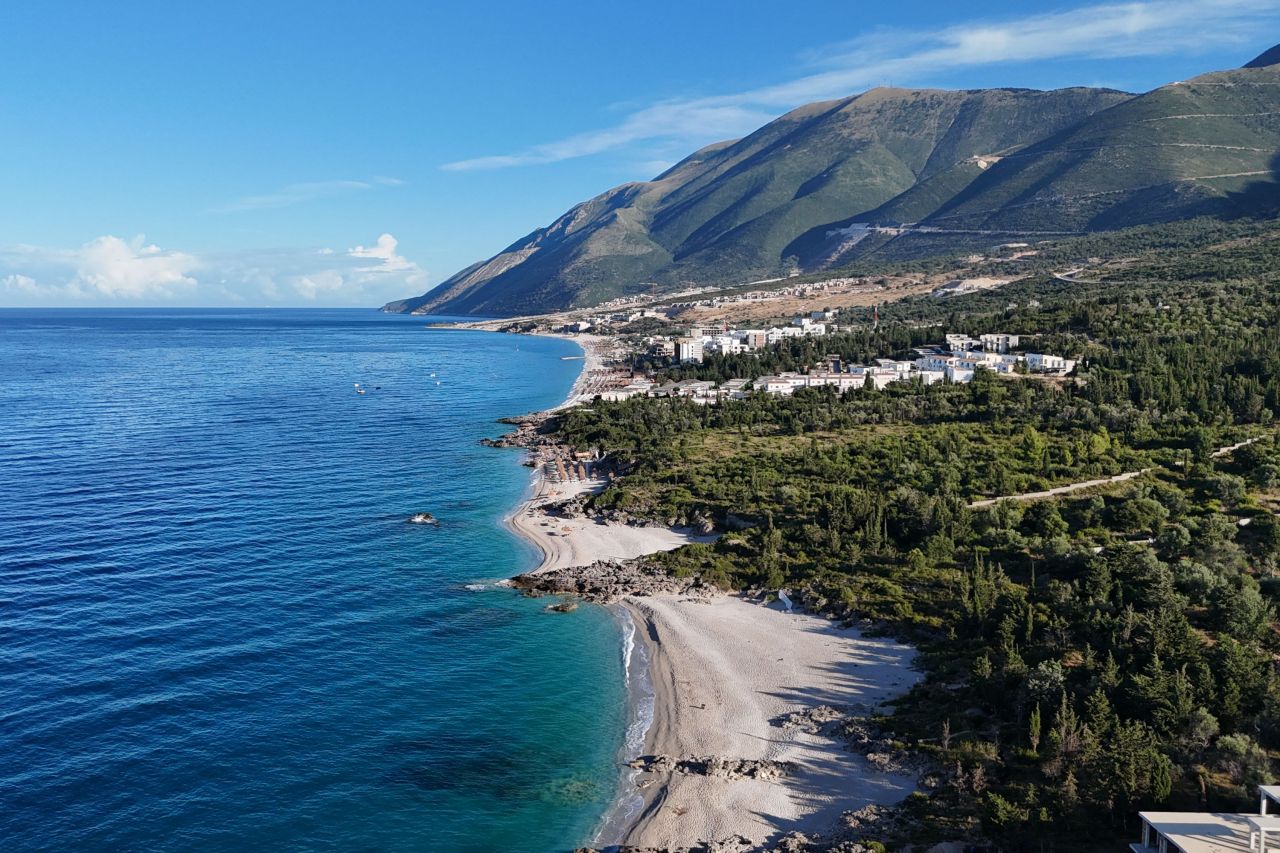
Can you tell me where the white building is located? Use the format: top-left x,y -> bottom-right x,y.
760,376 -> 799,395
980,333 -> 1020,353
916,354 -> 956,373
766,326 -> 806,344
600,378 -> 655,402
703,334 -> 748,355
1026,352 -> 1069,372
917,369 -> 946,385
675,338 -> 704,363
945,333 -> 982,352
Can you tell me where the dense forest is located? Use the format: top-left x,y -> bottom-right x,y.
550,232 -> 1280,849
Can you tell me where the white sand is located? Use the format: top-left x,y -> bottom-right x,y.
617,595 -> 920,849
507,333 -> 713,574
509,476 -> 712,574
503,333 -> 921,848
540,332 -> 614,410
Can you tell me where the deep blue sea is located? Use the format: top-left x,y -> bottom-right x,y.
0,309 -> 629,851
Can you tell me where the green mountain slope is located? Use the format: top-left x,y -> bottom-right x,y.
386,87 -> 1128,316
908,63 -> 1280,233
385,47 -> 1280,317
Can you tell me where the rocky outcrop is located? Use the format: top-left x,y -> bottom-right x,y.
511,559 -> 719,604
627,755 -> 794,781
760,805 -> 905,852
773,705 -> 850,735
769,833 -> 882,853
771,706 -> 923,777
573,836 -> 755,853
479,412 -> 561,449
570,805 -> 901,852
545,600 -> 578,613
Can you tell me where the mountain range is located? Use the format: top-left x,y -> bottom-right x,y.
385,47 -> 1280,317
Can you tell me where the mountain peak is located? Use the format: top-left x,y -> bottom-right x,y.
1243,44 -> 1280,68
383,51 -> 1280,318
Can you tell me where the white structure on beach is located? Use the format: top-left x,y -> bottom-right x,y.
600,377 -> 656,402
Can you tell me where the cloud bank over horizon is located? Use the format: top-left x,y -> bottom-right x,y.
0,233 -> 426,307
442,0 -> 1280,172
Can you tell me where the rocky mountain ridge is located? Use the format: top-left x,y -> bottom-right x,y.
386,46 -> 1280,317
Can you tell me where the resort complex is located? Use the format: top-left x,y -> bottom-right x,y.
569,322 -> 1077,403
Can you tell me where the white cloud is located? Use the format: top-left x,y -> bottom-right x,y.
347,233 -> 419,273
292,270 -> 347,301
442,0 -> 1280,171
1,273 -> 39,294
211,176 -> 405,213
0,232 -> 428,307
75,235 -> 197,298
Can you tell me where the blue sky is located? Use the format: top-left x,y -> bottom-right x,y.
2,0 -> 1277,307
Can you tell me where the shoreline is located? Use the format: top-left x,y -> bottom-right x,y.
495,331 -> 706,846
612,595 -> 920,850
500,333 -> 710,577
497,331 -> 922,851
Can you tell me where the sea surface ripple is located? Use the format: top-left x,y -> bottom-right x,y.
0,309 -> 627,852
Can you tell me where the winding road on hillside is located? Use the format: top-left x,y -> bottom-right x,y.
966,436 -> 1265,509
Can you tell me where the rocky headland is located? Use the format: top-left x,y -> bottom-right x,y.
510,558 -> 719,603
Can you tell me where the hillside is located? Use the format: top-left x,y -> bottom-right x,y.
917,64 -> 1280,231
386,47 -> 1280,317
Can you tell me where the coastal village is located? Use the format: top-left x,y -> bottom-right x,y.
550,308 -> 1076,406
494,273 -> 1280,853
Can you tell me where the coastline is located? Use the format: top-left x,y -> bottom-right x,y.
614,595 -> 920,849
499,331 -> 922,851
502,332 -> 710,575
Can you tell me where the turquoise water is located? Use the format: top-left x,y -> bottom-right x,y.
0,309 -> 628,851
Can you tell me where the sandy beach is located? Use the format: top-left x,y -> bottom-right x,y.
501,333 -> 921,850
510,476 -> 713,574
539,332 -> 619,410
503,332 -> 716,575
616,595 -> 919,849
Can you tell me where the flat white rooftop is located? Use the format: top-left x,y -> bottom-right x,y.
1133,812 -> 1268,853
